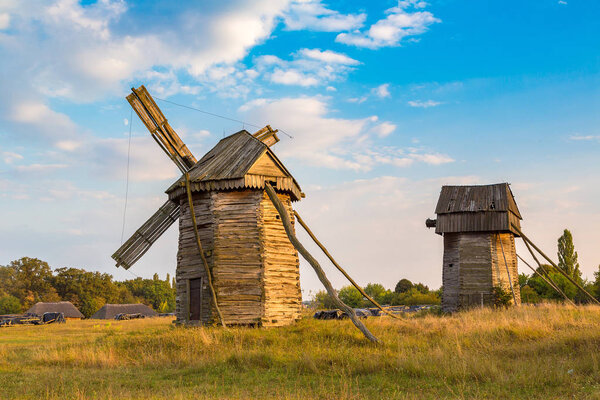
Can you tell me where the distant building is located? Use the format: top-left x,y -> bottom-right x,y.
91,304 -> 158,319
427,183 -> 522,312
26,301 -> 84,319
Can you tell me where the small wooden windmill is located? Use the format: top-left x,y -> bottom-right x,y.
113,86 -> 382,340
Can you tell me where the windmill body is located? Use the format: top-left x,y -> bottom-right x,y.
113,86 -> 303,327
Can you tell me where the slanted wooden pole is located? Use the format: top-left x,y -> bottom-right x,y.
497,234 -> 518,305
264,183 -> 379,343
522,239 -> 574,305
511,224 -> 599,305
185,173 -> 227,327
293,210 -> 400,320
516,254 -> 576,306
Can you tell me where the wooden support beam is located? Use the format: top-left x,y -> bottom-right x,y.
185,173 -> 227,327
293,210 -> 400,320
517,254 -> 576,306
264,182 -> 379,343
511,224 -> 599,305
522,239 -> 574,305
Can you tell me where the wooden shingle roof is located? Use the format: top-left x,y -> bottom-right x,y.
435,183 -> 522,219
166,130 -> 303,201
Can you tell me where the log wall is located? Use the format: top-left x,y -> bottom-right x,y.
175,188 -> 301,326
442,232 -> 521,312
259,191 -> 301,327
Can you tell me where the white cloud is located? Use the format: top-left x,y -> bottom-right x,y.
408,99 -> 442,108
570,135 -> 600,142
271,69 -> 319,86
2,151 -> 23,164
239,96 -> 452,171
255,48 -> 359,87
336,1 -> 439,49
283,0 -> 366,32
558,0 -> 567,4
298,48 -> 360,65
0,12 -> 10,29
371,122 -> 396,137
14,163 -> 68,173
373,83 -> 391,98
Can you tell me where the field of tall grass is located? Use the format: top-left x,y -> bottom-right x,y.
1,304 -> 599,399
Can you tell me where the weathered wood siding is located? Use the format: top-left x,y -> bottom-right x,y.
176,192 -> 213,324
436,211 -> 521,236
212,190 -> 264,325
491,232 -> 521,305
259,191 -> 301,327
442,232 -> 521,312
442,233 -> 460,313
176,188 -> 301,327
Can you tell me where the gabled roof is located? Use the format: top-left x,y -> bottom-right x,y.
91,304 -> 157,319
166,130 -> 303,201
26,301 -> 84,318
435,183 -> 522,219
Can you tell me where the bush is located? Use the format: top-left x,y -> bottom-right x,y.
0,293 -> 22,314
492,286 -> 512,308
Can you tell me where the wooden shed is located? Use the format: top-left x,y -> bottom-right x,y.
164,130 -> 303,327
427,183 -> 522,312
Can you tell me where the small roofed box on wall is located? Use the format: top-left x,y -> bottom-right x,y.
165,130 -> 304,327
427,183 -> 522,312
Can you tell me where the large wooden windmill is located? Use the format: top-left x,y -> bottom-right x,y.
113,86 -> 381,340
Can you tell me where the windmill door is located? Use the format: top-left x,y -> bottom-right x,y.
189,277 -> 202,321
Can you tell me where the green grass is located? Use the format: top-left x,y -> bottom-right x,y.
1,304 -> 600,399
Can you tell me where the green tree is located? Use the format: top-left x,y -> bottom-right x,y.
3,257 -> 59,309
557,229 -> 582,282
338,285 -> 364,308
123,277 -> 175,312
395,279 -> 413,294
0,293 -> 22,314
364,283 -> 391,305
313,290 -> 336,309
593,265 -> 600,300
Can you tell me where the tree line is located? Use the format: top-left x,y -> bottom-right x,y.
0,257 -> 176,317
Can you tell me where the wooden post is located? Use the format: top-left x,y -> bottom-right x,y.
264,183 -> 379,343
497,234 -> 518,305
293,210 -> 400,320
511,224 -> 599,305
185,173 -> 227,327
517,254 -> 576,306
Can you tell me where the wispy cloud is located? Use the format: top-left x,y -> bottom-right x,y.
373,83 -> 391,98
283,0 -> 366,32
336,0 -> 439,49
408,100 -> 442,108
570,134 -> 600,142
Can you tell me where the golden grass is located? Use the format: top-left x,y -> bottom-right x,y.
1,304 -> 600,399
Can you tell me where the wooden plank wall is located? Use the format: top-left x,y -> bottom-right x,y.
259,191 -> 301,327
457,233 -> 493,309
436,211 -> 521,235
491,232 -> 521,305
176,192 -> 213,324
442,233 -> 461,312
212,190 -> 264,325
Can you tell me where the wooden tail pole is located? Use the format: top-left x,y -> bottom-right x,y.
522,239 -> 574,305
185,173 -> 227,327
497,234 -> 518,305
511,224 -> 600,305
516,254 -> 576,306
293,210 -> 401,320
264,183 -> 379,343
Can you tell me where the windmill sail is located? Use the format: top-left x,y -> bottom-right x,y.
112,200 -> 180,270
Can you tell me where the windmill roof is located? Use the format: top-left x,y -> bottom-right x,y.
26,301 -> 84,318
90,304 -> 158,319
166,130 -> 302,201
435,183 -> 522,218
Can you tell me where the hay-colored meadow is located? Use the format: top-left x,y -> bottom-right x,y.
1,304 -> 600,399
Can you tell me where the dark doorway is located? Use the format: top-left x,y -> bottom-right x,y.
189,277 -> 202,321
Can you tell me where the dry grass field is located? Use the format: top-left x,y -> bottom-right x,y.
1,304 -> 600,399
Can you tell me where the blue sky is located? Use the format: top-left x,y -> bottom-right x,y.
0,0 -> 598,295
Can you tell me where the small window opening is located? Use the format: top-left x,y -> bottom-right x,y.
448,263 -> 454,268
490,201 -> 496,210
275,215 -> 280,220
